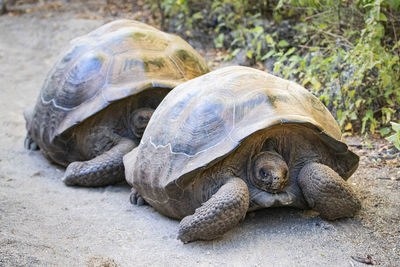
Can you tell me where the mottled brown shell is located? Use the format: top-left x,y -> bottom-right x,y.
36,19 -> 209,143
124,66 -> 358,204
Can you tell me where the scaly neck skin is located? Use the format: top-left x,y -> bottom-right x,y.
127,107 -> 154,141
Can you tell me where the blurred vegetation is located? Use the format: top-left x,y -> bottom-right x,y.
144,0 -> 400,139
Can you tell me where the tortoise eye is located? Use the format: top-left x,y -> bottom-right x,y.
138,116 -> 148,124
259,169 -> 268,178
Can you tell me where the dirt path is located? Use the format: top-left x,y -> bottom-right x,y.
0,5 -> 399,267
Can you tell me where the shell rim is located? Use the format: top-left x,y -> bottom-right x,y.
156,120 -> 359,193
52,79 -> 180,139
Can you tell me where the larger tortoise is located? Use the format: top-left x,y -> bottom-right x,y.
124,66 -> 361,243
24,19 -> 210,187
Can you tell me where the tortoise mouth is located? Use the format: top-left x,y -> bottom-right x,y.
133,128 -> 146,139
266,175 -> 288,193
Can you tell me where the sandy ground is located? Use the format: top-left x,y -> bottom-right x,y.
0,5 -> 399,267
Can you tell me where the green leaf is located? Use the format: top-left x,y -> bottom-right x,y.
192,12 -> 203,20
361,110 -> 374,134
275,0 -> 284,10
386,133 -> 400,150
278,40 -> 289,47
265,35 -> 274,45
355,99 -> 364,108
214,33 -> 224,48
311,77 -> 322,91
274,61 -> 281,73
285,47 -> 296,56
337,109 -> 343,125
231,36 -> 245,46
374,23 -> 385,39
256,41 -> 262,58
231,48 -> 241,57
246,50 -> 253,59
370,4 -> 381,21
379,127 -> 391,136
289,55 -> 302,62
391,122 -> 400,132
250,26 -> 263,33
261,50 -> 275,60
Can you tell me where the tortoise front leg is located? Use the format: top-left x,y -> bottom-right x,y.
63,138 -> 136,187
298,162 -> 361,220
178,178 -> 249,243
23,107 -> 39,150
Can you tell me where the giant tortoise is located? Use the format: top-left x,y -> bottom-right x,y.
24,19 -> 210,187
124,66 -> 361,243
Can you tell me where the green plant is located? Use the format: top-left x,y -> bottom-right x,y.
143,0 -> 400,135
386,122 -> 400,149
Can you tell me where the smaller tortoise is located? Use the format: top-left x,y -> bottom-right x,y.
24,19 -> 210,187
124,66 -> 361,243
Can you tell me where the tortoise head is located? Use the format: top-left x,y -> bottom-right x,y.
250,151 -> 289,193
130,107 -> 154,140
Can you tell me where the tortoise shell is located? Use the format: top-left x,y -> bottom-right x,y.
124,66 -> 358,205
35,19 -> 209,143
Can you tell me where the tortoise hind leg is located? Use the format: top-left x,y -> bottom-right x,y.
298,162 -> 361,220
178,178 -> 249,243
63,138 -> 136,187
23,107 -> 39,150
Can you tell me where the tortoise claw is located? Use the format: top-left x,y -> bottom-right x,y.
24,136 -> 38,150
129,189 -> 137,205
137,197 -> 145,206
130,188 -> 146,206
